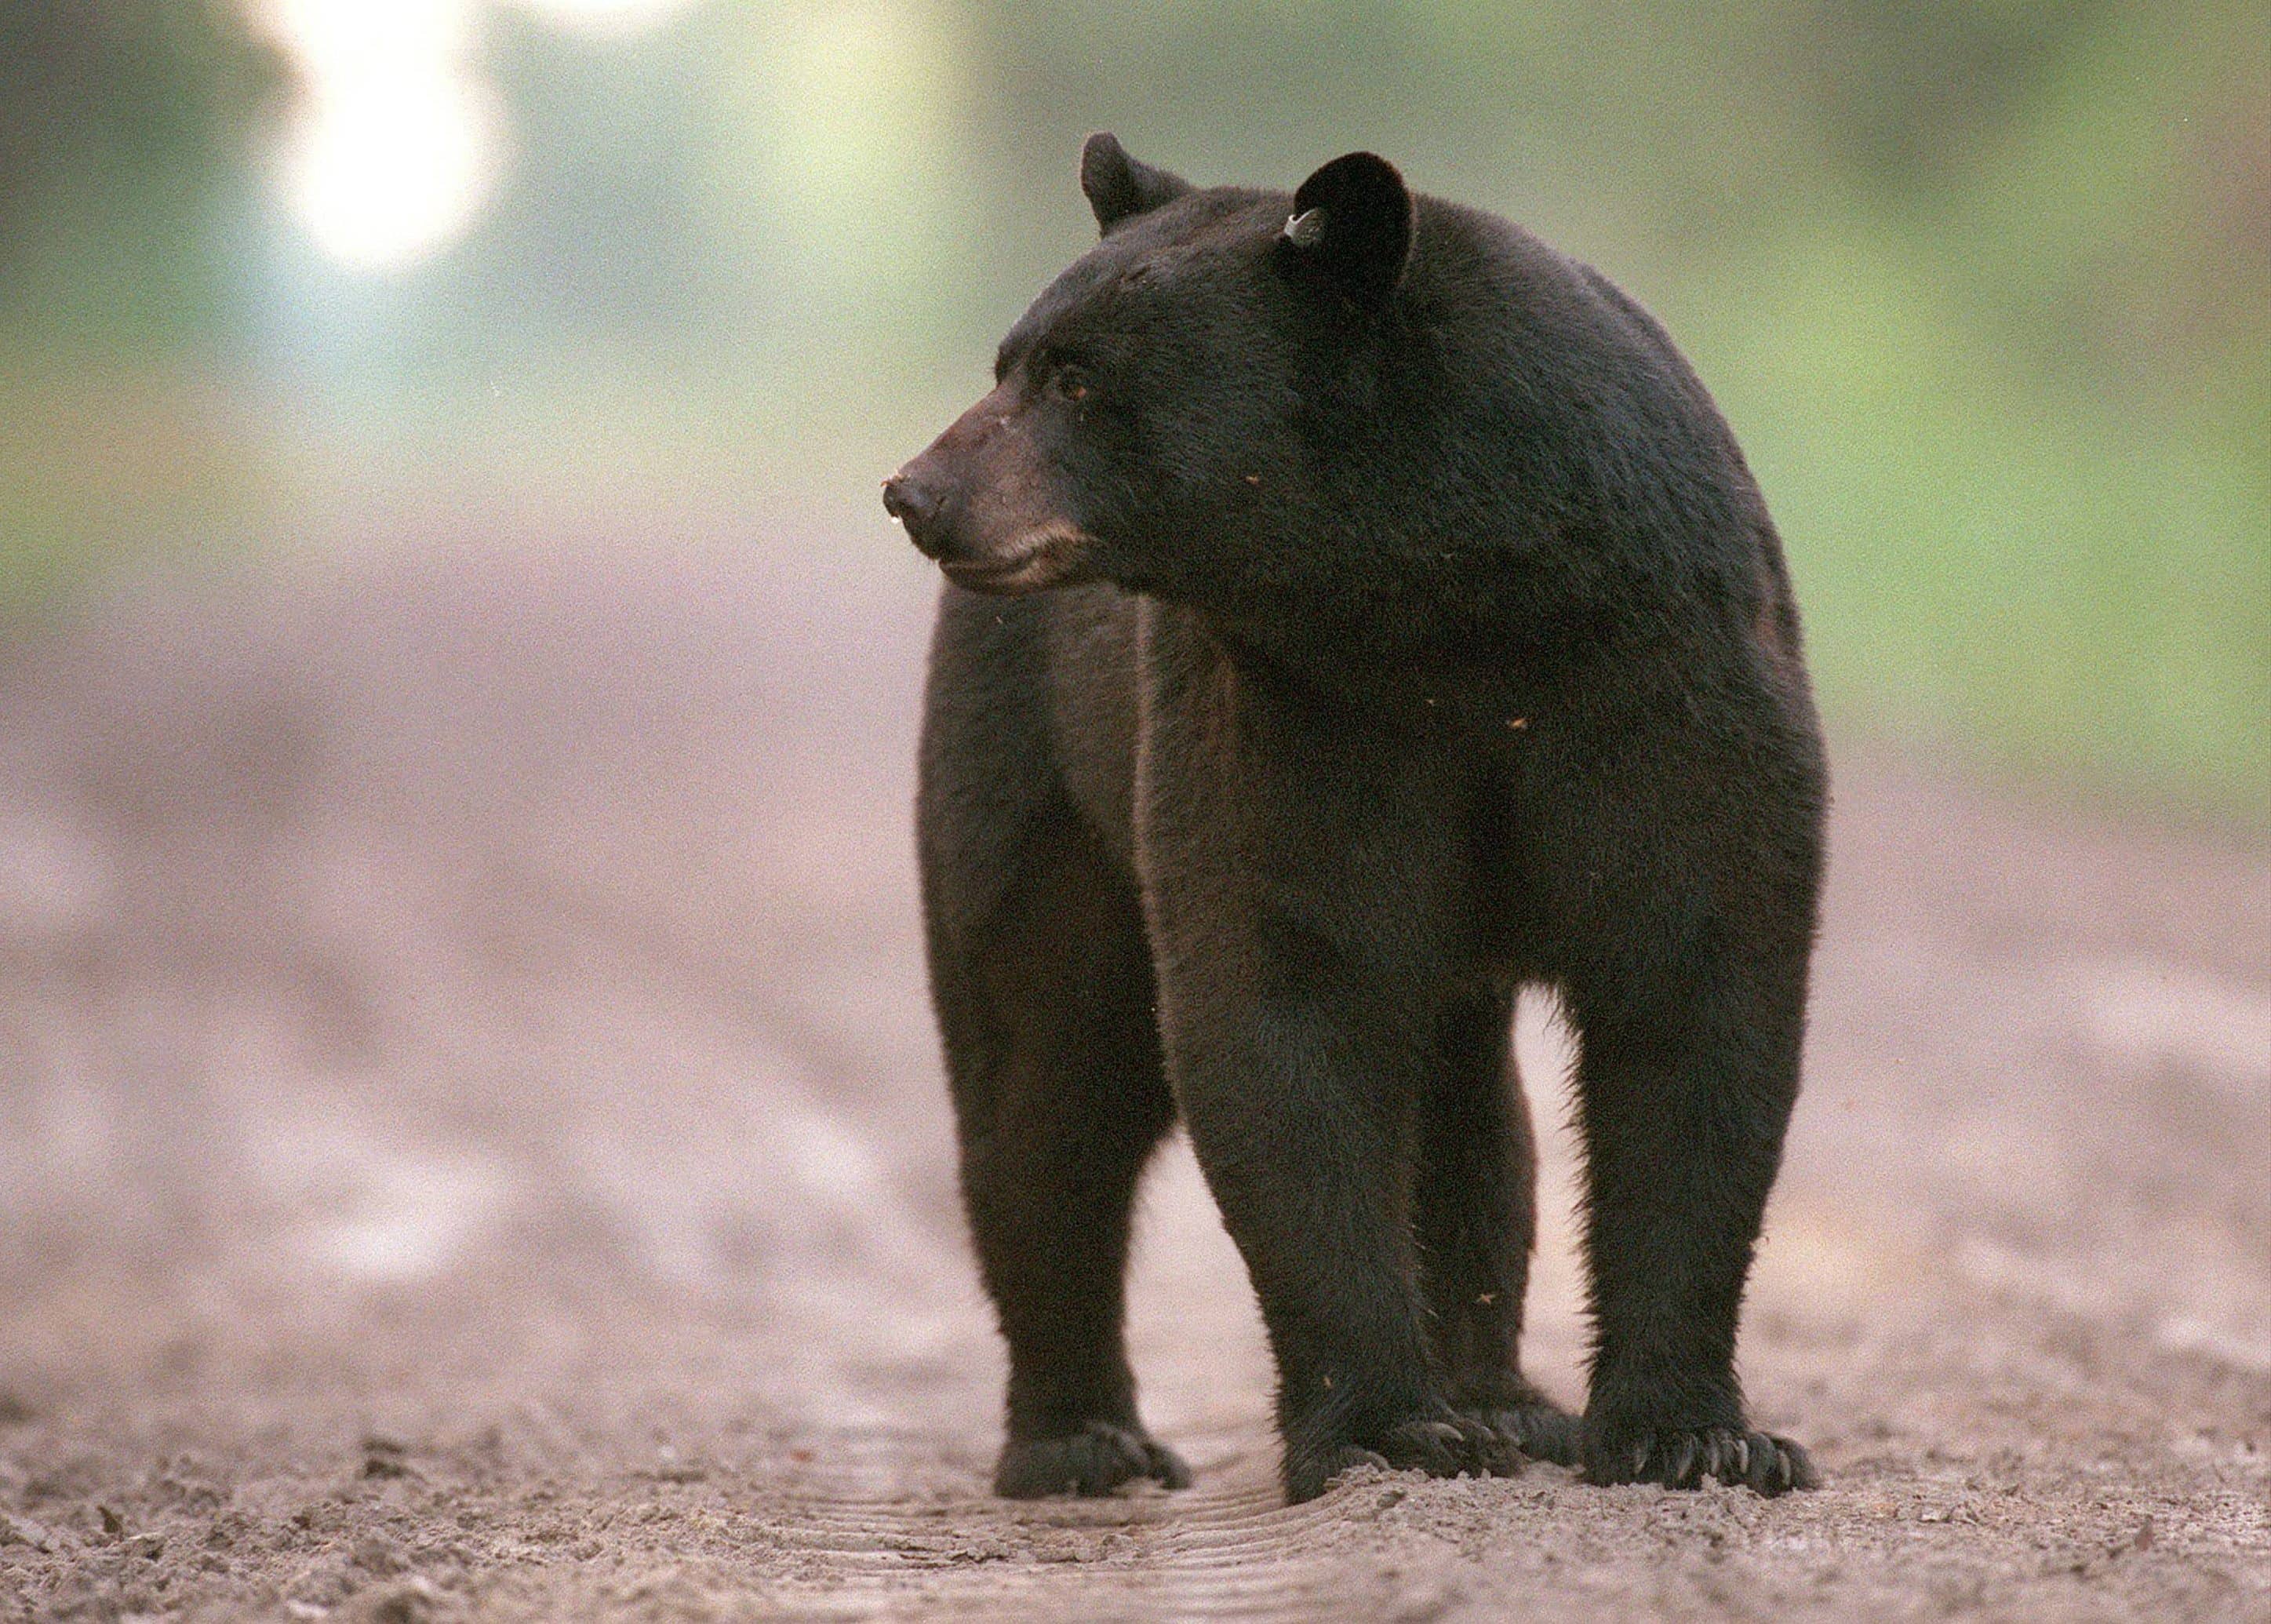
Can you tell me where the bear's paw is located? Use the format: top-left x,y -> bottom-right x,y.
1458,1397 -> 1582,1468
1582,1426 -> 1817,1495
993,1422 -> 1192,1498
1294,1413 -> 1522,1502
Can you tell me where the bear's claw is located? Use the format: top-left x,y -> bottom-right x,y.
1461,1398 -> 1582,1468
1584,1426 -> 1817,1495
993,1422 -> 1192,1498
1300,1411 -> 1523,1499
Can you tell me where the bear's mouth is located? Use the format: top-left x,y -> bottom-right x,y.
940,528 -> 1094,595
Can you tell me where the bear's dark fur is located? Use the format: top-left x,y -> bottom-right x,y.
886,136 -> 1827,1505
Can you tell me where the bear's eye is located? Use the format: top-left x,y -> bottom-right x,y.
1046,366 -> 1093,405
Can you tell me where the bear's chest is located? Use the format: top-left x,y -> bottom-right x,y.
1122,599 -> 1559,952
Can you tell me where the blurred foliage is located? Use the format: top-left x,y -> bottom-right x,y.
0,0 -> 284,609
0,0 -> 283,340
0,0 -> 2266,813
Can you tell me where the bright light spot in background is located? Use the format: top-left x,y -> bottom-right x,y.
285,68 -> 504,272
249,0 -> 700,273
252,0 -> 499,272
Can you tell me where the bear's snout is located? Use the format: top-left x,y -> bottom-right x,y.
883,471 -> 949,556
891,384 -> 1100,595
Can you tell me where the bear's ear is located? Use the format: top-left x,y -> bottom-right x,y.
1276,151 -> 1414,312
1080,132 -> 1192,235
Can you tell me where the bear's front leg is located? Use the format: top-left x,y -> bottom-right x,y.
1134,641 -> 1518,1502
1163,964 -> 1519,1502
1415,986 -> 1581,1467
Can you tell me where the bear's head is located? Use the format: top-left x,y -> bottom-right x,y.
884,135 -> 1418,609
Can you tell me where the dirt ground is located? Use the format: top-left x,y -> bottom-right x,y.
2,522 -> 2268,1622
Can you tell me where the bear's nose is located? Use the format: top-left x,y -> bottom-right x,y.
882,474 -> 943,550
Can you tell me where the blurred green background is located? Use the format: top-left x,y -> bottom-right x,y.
4,0 -> 2266,814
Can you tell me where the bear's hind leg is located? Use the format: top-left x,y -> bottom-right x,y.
1567,948 -> 1818,1495
1416,986 -> 1581,1466
930,810 -> 1187,1498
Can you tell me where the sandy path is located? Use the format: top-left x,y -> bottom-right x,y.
1,530 -> 2266,1621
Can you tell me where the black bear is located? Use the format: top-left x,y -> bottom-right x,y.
885,135 -> 1826,1505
